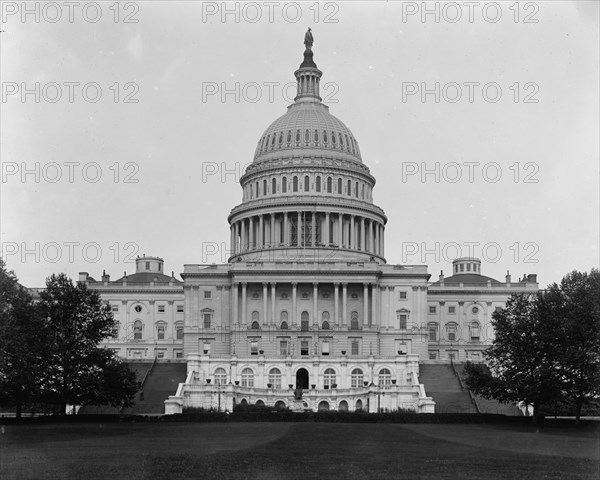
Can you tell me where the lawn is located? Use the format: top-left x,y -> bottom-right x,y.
1,421 -> 598,479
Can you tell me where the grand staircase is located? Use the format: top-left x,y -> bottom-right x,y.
454,363 -> 522,416
78,361 -> 186,415
418,364 -> 476,414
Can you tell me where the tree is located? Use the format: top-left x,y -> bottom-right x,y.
465,293 -> 563,419
545,269 -> 600,423
0,260 -> 50,418
38,273 -> 138,414
465,269 -> 600,422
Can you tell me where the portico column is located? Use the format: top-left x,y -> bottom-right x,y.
241,282 -> 247,325
325,212 -> 330,246
387,286 -> 394,329
363,283 -> 369,327
342,283 -> 348,326
311,213 -> 316,247
379,286 -> 386,328
230,226 -> 235,256
381,225 -> 385,258
262,283 -> 268,326
284,212 -> 289,246
297,211 -> 302,247
271,283 -> 276,325
350,215 -> 355,249
249,217 -> 254,250
313,282 -> 318,326
360,217 -> 365,251
232,283 -> 238,325
374,222 -> 379,255
333,282 -> 340,326
372,283 -> 378,327
338,214 -> 343,247
291,282 -> 298,325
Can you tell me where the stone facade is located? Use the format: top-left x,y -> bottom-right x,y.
84,256 -> 185,361
84,37 -> 537,414
427,258 -> 538,361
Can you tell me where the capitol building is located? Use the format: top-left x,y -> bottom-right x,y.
83,33 -> 538,414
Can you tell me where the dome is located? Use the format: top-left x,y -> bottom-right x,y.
252,44 -> 362,164
253,102 -> 362,163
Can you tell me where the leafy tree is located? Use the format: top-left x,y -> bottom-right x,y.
465,293 -> 563,419
466,269 -> 600,422
0,260 -> 50,418
546,269 -> 600,423
38,273 -> 138,414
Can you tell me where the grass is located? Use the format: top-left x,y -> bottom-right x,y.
1,421 -> 598,479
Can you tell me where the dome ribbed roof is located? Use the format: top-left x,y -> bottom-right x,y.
253,102 -> 362,163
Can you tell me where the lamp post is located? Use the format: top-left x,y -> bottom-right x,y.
217,383 -> 221,412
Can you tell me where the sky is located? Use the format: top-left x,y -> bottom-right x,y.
1,0 -> 598,288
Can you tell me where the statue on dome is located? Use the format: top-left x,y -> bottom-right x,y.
304,28 -> 313,51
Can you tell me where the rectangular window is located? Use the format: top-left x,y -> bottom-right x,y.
146,262 -> 150,270
156,350 -> 165,359
322,341 -> 330,356
399,291 -> 407,300
447,326 -> 456,342
429,306 -> 436,314
399,315 -> 407,329
111,304 -> 119,312
429,351 -> 438,360
204,291 -> 211,299
158,305 -> 165,313
350,340 -> 360,356
251,341 -> 258,355
177,305 -> 184,313
429,326 -> 438,342
175,350 -> 183,359
300,340 -> 309,356
301,320 -> 309,332
157,325 -> 165,340
448,306 -> 456,314
471,325 -> 480,341
279,340 -> 288,356
203,314 -> 211,328
176,326 -> 184,340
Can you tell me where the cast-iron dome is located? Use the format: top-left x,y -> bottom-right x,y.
253,30 -> 362,164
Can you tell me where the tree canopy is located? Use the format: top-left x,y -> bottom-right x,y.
465,269 -> 600,422
0,264 -> 138,416
0,260 -> 49,417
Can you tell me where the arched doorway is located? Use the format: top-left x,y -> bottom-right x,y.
355,399 -> 363,411
318,401 -> 330,411
339,400 -> 349,412
274,400 -> 287,410
296,368 -> 309,389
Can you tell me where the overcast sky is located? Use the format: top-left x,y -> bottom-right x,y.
1,1 -> 598,288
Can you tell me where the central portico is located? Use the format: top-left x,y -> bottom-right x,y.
165,32 -> 435,414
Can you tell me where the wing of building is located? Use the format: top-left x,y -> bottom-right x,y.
80,35 -> 538,414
